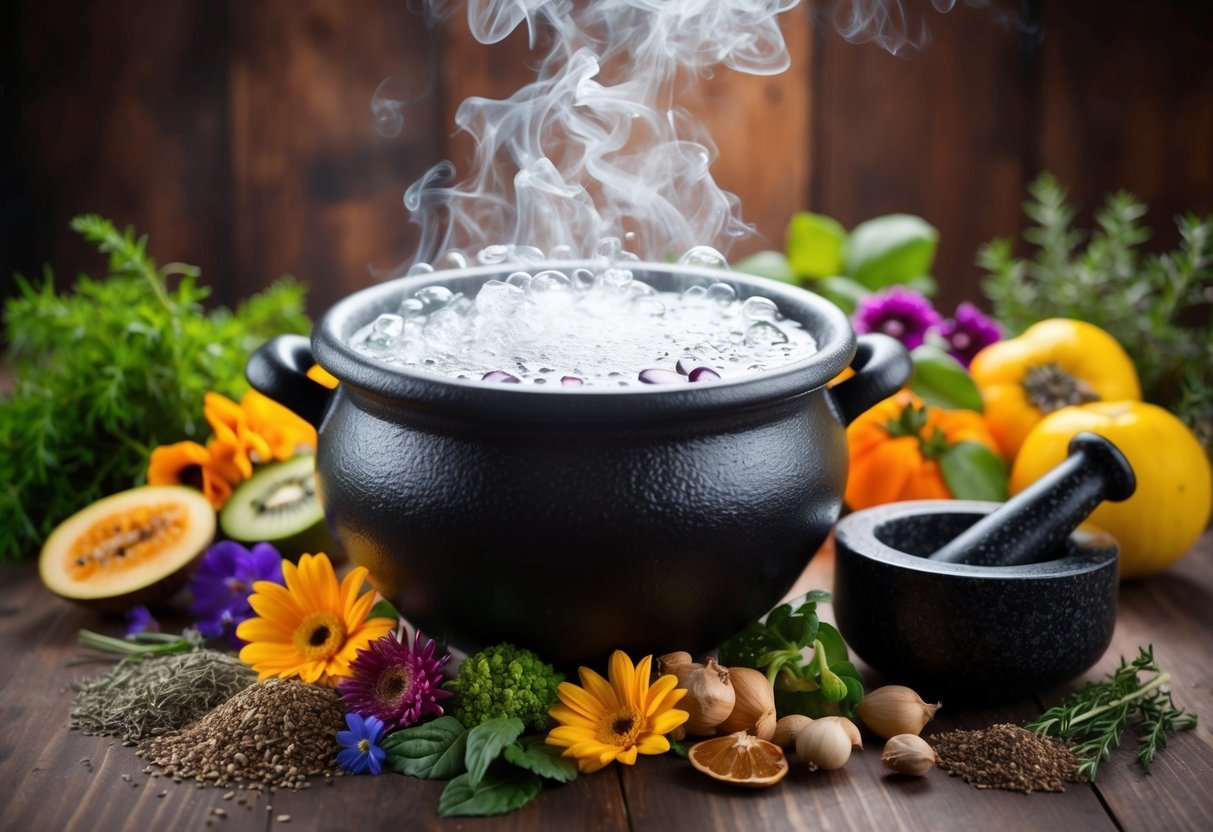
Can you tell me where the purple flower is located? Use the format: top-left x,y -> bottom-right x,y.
938,302 -> 1002,367
339,631 -> 452,732
124,605 -> 160,637
853,287 -> 942,351
188,541 -> 283,644
336,712 -> 387,775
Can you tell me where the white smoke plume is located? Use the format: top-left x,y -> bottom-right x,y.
403,1 -> 983,267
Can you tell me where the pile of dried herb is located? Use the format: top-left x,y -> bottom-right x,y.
139,678 -> 345,790
71,650 -> 255,742
929,723 -> 1083,793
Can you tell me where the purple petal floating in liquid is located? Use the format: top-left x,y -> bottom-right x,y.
675,356 -> 699,376
482,370 -> 521,383
638,368 -> 686,385
560,375 -> 584,386
688,367 -> 722,382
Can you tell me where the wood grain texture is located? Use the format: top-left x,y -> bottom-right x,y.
1037,0 -> 1213,251
2,537 -> 1212,830
810,1 -> 1032,310
2,0 -> 233,301
226,0 -> 441,315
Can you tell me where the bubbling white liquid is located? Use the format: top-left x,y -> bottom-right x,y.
350,245 -> 818,387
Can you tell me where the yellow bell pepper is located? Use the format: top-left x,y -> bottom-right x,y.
969,319 -> 1140,460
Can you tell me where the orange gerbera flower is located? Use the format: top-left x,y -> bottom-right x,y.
236,553 -> 395,687
147,440 -> 233,510
546,651 -> 688,773
242,390 -> 317,459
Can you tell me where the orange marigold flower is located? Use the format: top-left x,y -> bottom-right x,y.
147,440 -> 234,510
242,390 -> 317,459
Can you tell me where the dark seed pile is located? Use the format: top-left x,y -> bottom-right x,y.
71,650 -> 255,742
138,678 -> 346,790
929,723 -> 1084,793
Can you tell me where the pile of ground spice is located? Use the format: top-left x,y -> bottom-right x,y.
928,723 -> 1084,793
71,650 -> 255,742
138,678 -> 346,790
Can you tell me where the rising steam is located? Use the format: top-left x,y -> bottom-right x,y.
403,1 -> 971,267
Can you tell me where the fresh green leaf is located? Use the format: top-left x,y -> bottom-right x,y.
368,600 -> 402,621
844,214 -> 939,290
909,344 -> 984,412
940,441 -> 1009,501
787,212 -> 847,279
503,737 -> 578,783
382,716 -> 469,780
464,717 -> 526,788
903,273 -> 939,297
815,623 -> 849,666
669,737 -> 689,759
733,250 -> 799,284
843,676 -> 865,711
828,661 -> 862,682
437,766 -> 543,818
718,621 -> 786,668
811,276 -> 870,314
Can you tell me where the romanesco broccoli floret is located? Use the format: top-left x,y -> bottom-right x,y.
447,643 -> 563,731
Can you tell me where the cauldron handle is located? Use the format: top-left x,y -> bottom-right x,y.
246,334 -> 334,428
827,333 -> 913,426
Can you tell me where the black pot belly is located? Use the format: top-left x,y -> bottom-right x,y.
320,386 -> 847,667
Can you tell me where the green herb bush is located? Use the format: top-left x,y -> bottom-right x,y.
981,174 -> 1213,455
0,215 -> 311,561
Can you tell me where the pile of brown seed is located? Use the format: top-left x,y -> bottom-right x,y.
138,678 -> 346,790
929,723 -> 1084,793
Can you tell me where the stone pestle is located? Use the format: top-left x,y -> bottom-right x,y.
929,432 -> 1136,566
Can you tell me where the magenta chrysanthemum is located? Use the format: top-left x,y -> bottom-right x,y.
938,302 -> 1002,367
338,631 -> 452,731
852,286 -> 943,351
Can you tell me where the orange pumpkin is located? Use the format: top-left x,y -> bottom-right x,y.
845,391 -> 1002,510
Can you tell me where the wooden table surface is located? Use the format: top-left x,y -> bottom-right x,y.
2,533 -> 1210,832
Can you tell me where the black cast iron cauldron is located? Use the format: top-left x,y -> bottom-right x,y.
247,262 -> 911,667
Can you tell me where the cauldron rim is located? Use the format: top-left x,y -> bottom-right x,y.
310,261 -> 856,422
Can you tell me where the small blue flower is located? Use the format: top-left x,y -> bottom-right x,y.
124,605 -> 160,637
335,712 -> 387,775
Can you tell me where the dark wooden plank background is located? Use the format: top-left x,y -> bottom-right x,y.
3,0 -> 1212,317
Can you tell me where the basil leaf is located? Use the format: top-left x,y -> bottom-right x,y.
464,717 -> 526,788
733,250 -> 799,284
816,622 -> 849,666
796,589 -> 833,605
718,622 -> 784,668
368,599 -> 402,621
909,344 -> 984,412
941,441 -> 1009,502
828,660 -> 862,683
437,767 -> 543,818
844,214 -> 939,290
787,212 -> 847,279
813,276 -> 870,315
382,716 -> 468,780
503,737 -> 578,783
765,604 -> 792,631
843,676 -> 865,712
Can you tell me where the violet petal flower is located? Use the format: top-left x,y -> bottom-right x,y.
124,605 -> 160,637
852,287 -> 943,351
189,541 -> 283,644
339,631 -> 452,732
335,713 -> 387,776
938,302 -> 1002,367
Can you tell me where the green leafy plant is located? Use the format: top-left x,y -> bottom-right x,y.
383,716 -> 577,818
737,212 -> 940,313
981,174 -> 1213,453
1027,646 -> 1197,781
717,590 -> 865,718
0,215 -> 311,561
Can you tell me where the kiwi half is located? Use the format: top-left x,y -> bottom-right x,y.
220,455 -> 339,561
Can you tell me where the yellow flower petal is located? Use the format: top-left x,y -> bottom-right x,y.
615,745 -> 639,766
635,734 -> 670,755
608,650 -> 636,707
576,668 -> 619,711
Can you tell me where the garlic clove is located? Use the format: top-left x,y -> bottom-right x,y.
771,714 -> 813,748
681,657 -> 736,735
819,716 -> 863,750
718,666 -> 778,740
795,718 -> 852,771
855,685 -> 941,740
881,733 -> 936,777
657,651 -> 696,680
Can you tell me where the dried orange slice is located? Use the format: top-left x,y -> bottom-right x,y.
687,731 -> 789,788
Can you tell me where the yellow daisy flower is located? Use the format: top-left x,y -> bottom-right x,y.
546,650 -> 688,773
236,552 -> 395,687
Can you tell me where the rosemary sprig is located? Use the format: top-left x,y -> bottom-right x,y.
78,627 -> 204,658
1027,646 -> 1198,781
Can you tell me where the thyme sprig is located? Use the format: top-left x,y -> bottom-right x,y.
1027,646 -> 1197,781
